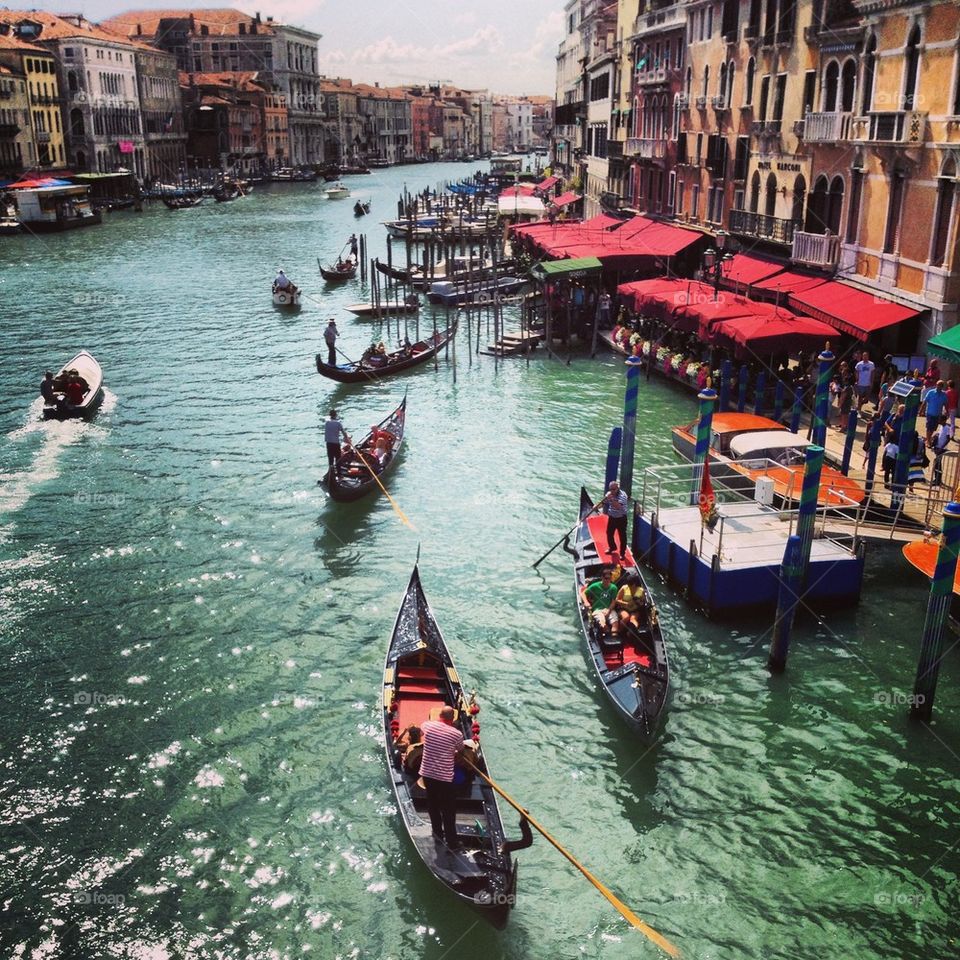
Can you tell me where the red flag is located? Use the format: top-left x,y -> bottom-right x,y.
699,452 -> 716,524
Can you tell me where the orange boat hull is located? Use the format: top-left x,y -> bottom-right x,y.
902,540 -> 960,596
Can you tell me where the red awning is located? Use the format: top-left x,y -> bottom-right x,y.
552,191 -> 581,207
712,310 -> 835,355
674,292 -> 759,339
720,253 -> 786,290
500,184 -> 537,197
788,281 -> 921,341
616,278 -> 713,326
536,175 -> 559,192
753,268 -> 829,298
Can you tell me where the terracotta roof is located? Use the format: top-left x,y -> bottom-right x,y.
101,8 -> 276,37
181,69 -> 258,86
352,83 -> 410,101
319,77 -> 355,92
0,10 -> 136,46
0,32 -> 50,54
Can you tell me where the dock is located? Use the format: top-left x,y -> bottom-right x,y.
480,329 -> 543,358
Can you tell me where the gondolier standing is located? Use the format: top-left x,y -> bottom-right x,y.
602,480 -> 629,559
325,409 -> 346,477
420,706 -> 465,850
323,319 -> 339,365
349,233 -> 359,262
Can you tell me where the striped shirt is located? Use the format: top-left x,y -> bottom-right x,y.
603,489 -> 629,519
419,719 -> 464,783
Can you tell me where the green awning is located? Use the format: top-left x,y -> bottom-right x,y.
531,256 -> 603,281
927,325 -> 960,364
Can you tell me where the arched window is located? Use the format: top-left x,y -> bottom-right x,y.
861,35 -> 876,113
703,65 -> 710,99
67,70 -> 78,93
673,94 -> 682,138
746,57 -> 756,105
750,170 -> 761,212
806,175 -> 829,234
840,60 -> 857,112
765,172 -> 778,218
719,63 -> 727,100
903,25 -> 921,109
826,175 -> 845,235
75,149 -> 86,171
931,158 -> 958,267
792,175 -> 806,225
726,62 -> 736,108
823,61 -> 839,112
846,153 -> 865,244
69,107 -> 84,137
884,165 -> 908,254
685,66 -> 692,98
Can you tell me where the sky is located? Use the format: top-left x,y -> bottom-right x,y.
6,1 -> 563,95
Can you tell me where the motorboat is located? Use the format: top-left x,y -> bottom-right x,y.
324,182 -> 350,199
42,350 -> 104,420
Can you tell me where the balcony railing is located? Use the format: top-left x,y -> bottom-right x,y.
791,230 -> 840,268
632,4 -> 686,38
801,111 -> 854,142
729,208 -> 796,245
853,110 -> 926,144
35,130 -> 52,143
711,96 -> 729,111
636,67 -> 668,86
695,95 -> 707,109
625,136 -> 665,159
676,93 -> 689,110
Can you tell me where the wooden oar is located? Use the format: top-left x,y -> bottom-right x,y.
463,758 -> 679,957
532,501 -> 602,569
341,430 -> 416,531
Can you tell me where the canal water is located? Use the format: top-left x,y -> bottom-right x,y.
0,162 -> 957,959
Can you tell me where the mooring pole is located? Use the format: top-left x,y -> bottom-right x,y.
841,410 -> 858,476
810,345 -> 834,451
605,427 -> 623,490
892,384 -> 921,509
790,386 -> 803,434
737,364 -> 748,413
754,370 -> 767,418
911,503 -> 960,721
768,444 -> 824,673
620,356 -> 644,498
773,379 -> 785,422
691,386 -> 717,506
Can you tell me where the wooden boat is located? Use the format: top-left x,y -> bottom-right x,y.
671,412 -> 865,508
382,563 -> 517,927
319,260 -> 357,283
345,297 -> 420,318
315,325 -> 453,383
903,539 -> 960,595
272,281 -> 301,307
354,199 -> 371,216
324,182 -> 350,199
163,195 -> 202,210
213,181 -> 246,202
375,260 -> 421,283
42,350 -> 104,420
426,275 -> 529,306
0,216 -> 22,235
323,394 -> 406,500
571,487 -> 670,740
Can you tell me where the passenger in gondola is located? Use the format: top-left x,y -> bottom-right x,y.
614,573 -> 647,631
395,725 -> 424,774
580,567 -> 620,637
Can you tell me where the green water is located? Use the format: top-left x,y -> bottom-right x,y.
0,163 -> 957,959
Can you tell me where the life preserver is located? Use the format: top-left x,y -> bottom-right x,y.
276,292 -> 288,304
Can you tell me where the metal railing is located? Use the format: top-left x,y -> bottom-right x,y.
625,136 -> 665,159
729,208 -> 796,245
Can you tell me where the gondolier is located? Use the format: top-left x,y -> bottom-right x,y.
420,706 -> 466,849
602,480 -> 629,559
324,409 -> 346,475
323,319 -> 339,366
349,233 -> 359,261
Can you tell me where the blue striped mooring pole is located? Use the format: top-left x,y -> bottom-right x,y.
892,386 -> 921,508
841,410 -> 858,476
620,356 -> 643,497
737,364 -> 748,413
790,386 -> 803,434
811,346 -> 834,450
911,503 -> 960,721
691,387 -> 717,506
605,427 -> 623,490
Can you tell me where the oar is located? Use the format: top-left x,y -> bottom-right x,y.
341,430 -> 416,531
462,758 -> 680,957
532,501 -> 602,569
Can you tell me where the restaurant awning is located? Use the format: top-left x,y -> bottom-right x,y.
552,191 -> 581,208
536,175 -> 559,192
927,325 -> 960,365
531,256 -> 603,281
712,310 -> 835,355
719,253 -> 786,289
787,281 -> 921,341
753,268 -> 829,298
499,184 -> 537,197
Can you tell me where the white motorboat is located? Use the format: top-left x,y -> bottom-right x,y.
324,182 -> 350,199
42,350 -> 104,420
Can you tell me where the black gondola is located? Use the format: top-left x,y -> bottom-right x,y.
375,260 -> 420,283
315,324 -> 454,384
571,487 -> 670,741
163,195 -> 203,209
382,564 -> 517,928
322,394 -> 406,501
319,260 -> 357,283
353,199 -> 371,216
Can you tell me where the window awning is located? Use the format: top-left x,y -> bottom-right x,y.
536,175 -> 559,192
552,191 -> 581,207
531,256 -> 603,280
928,326 -> 960,365
719,253 -> 786,289
787,281 -> 921,341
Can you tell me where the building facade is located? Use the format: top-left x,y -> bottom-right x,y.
0,58 -> 32,177
134,44 -> 186,181
553,0 -> 586,181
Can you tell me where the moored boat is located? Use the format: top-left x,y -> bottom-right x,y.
382,563 -> 517,927
671,412 -> 865,507
42,350 -> 104,420
426,275 -> 529,307
323,394 -> 406,500
324,182 -> 350,199
315,325 -> 453,383
163,195 -> 203,210
345,297 -> 420,318
319,260 -> 357,283
571,487 -> 670,740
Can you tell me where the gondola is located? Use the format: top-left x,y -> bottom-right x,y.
315,324 -> 454,384
319,260 -> 357,283
42,350 -> 104,421
382,563 -> 518,928
163,195 -> 202,210
323,394 -> 406,500
570,487 -> 670,741
375,260 -> 419,283
354,199 -> 371,216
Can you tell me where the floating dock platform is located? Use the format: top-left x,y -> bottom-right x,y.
633,463 -> 866,618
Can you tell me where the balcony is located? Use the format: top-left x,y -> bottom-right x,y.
791,230 -> 840,268
729,208 -> 796,245
676,93 -> 689,110
636,67 -> 669,86
35,130 -> 52,143
632,5 -> 686,38
625,137 -> 665,159
711,96 -> 729,112
801,111 -> 854,143
853,110 -> 926,145
751,119 -> 782,136
0,122 -> 20,137
695,95 -> 707,110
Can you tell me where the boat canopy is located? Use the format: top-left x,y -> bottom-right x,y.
729,430 -> 809,458
531,256 -> 602,281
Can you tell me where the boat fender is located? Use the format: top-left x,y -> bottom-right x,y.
277,292 -> 288,304
471,721 -> 480,738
